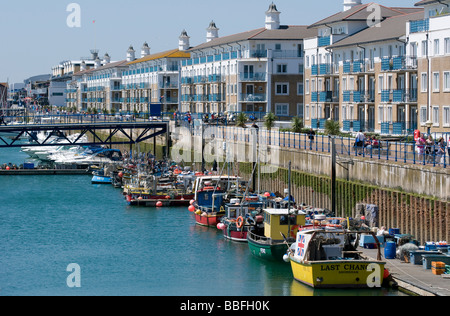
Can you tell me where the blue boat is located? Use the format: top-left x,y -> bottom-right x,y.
91,168 -> 112,184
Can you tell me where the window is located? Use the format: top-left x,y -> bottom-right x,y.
378,75 -> 384,93
275,44 -> 281,51
445,38 -> 450,55
277,64 -> 287,73
378,105 -> 384,123
275,103 -> 289,116
306,56 -> 310,68
420,106 -> 427,125
444,72 -> 450,92
275,83 -> 289,95
434,39 -> 440,55
342,105 -> 347,121
298,64 -> 304,74
432,106 -> 440,126
433,72 -> 440,92
444,107 -> 450,127
421,73 -> 428,92
422,40 -> 428,57
305,104 -> 310,120
297,103 -> 304,119
297,82 -> 304,95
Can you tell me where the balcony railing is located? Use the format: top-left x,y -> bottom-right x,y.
239,73 -> 266,81
381,56 -> 418,71
319,91 -> 333,102
240,93 -> 266,102
410,18 -> 429,33
318,36 -> 331,47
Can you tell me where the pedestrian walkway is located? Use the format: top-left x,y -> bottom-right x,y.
362,248 -> 450,296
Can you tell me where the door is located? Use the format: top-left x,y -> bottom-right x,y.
358,105 -> 365,130
410,105 -> 418,131
244,65 -> 254,80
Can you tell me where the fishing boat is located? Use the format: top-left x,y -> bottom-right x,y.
217,197 -> 265,242
191,175 -> 244,228
247,206 -> 306,262
287,228 -> 386,289
91,167 -> 112,184
124,172 -> 195,207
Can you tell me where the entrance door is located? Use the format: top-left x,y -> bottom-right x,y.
410,105 -> 418,132
358,105 -> 365,131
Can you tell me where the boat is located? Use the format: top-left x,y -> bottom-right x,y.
287,228 -> 386,289
91,166 -> 113,184
191,175 -> 244,228
54,148 -> 123,167
217,197 -> 265,242
124,171 -> 195,207
247,206 -> 306,262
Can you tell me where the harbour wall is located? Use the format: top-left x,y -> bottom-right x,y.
95,126 -> 450,244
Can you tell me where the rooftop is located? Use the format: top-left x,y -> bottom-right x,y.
308,3 -> 423,29
190,25 -> 316,51
329,11 -> 424,48
127,48 -> 190,65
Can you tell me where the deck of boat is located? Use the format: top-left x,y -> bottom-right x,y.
361,248 -> 450,296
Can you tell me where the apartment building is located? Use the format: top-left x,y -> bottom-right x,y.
408,0 -> 450,134
67,55 -> 128,113
303,0 -> 426,135
180,3 -> 315,118
122,41 -> 190,114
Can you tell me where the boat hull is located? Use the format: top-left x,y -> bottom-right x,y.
247,237 -> 289,262
127,194 -> 194,207
290,259 -> 386,289
195,212 -> 224,228
92,175 -> 112,184
221,225 -> 249,242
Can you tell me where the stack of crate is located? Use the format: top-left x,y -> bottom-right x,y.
431,262 -> 446,275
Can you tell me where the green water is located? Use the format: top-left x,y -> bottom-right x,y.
0,146 -> 405,296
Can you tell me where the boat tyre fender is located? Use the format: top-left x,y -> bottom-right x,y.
236,216 -> 244,229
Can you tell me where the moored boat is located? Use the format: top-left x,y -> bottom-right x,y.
217,197 -> 265,242
247,207 -> 306,262
191,175 -> 243,228
287,228 -> 386,289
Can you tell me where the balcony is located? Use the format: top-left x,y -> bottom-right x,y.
311,65 -> 318,76
318,36 -> 331,47
250,50 -> 268,58
319,91 -> 332,102
343,91 -> 351,102
343,62 -> 351,74
240,73 -> 266,82
410,18 -> 429,33
319,64 -> 332,75
208,94 -> 222,102
311,92 -> 318,102
381,90 -> 391,103
272,50 -> 303,58
240,93 -> 266,102
381,56 -> 418,71
208,74 -> 222,82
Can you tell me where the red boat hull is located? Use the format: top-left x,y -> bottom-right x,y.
222,227 -> 248,242
194,213 -> 224,228
127,194 -> 194,207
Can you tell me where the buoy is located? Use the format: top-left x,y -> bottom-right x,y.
264,192 -> 270,197
156,201 -> 163,207
165,195 -> 171,200
118,172 -> 123,178
6,166 -> 10,171
217,223 -> 225,230
188,205 -> 195,212
190,200 -> 195,205
383,268 -> 390,279
126,195 -> 132,203
283,254 -> 290,263
138,197 -> 143,200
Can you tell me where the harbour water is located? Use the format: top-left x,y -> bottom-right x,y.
0,146 -> 406,296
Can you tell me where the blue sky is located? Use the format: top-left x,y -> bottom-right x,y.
0,0 -> 418,83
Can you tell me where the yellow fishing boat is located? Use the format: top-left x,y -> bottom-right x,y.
288,228 -> 386,289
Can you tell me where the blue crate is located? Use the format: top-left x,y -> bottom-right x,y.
410,251 -> 440,265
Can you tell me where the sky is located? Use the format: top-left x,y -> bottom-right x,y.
0,0 -> 419,84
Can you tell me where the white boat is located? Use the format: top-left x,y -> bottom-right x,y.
54,148 -> 123,166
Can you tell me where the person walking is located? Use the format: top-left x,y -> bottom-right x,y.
308,128 -> 316,150
355,130 -> 365,155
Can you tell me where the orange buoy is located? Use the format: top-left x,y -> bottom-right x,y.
156,201 -> 163,207
188,205 -> 195,212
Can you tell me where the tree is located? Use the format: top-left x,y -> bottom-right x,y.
264,112 -> 277,131
324,119 -> 341,136
291,117 -> 304,133
236,112 -> 248,128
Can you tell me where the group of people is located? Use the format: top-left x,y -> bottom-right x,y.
354,130 -> 381,155
415,133 -> 449,165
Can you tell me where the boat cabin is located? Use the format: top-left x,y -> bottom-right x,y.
263,209 -> 306,241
